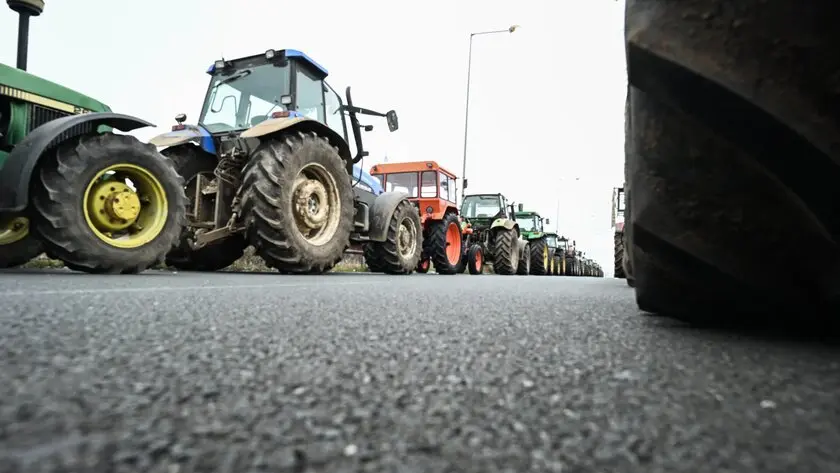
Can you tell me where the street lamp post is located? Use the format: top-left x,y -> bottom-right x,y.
460,24 -> 519,204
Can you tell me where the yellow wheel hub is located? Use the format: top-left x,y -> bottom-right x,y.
0,216 -> 29,245
83,164 -> 168,249
543,245 -> 548,267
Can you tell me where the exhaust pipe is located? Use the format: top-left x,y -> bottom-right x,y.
7,0 -> 45,71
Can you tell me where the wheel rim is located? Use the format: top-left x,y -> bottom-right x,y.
445,222 -> 461,265
83,164 -> 168,249
0,216 -> 29,245
542,245 -> 548,267
474,249 -> 482,271
292,163 -> 341,246
397,217 -> 418,258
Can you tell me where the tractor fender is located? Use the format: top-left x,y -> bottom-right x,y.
0,112 -> 154,213
367,191 -> 410,242
490,218 -> 518,233
149,124 -> 217,155
240,115 -> 352,163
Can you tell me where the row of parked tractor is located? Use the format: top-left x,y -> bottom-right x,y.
363,162 -> 603,277
0,4 -> 600,277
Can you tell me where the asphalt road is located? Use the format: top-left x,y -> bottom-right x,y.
1,269 -> 839,473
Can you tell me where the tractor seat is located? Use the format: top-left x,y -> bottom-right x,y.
250,115 -> 268,127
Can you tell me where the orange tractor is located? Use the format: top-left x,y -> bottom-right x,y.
369,161 -> 478,274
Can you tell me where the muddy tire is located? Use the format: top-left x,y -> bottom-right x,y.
161,145 -> 246,271
416,258 -> 430,273
31,133 -> 187,274
0,216 -> 43,268
529,237 -> 549,275
467,243 -> 483,275
516,241 -> 530,275
239,131 -> 353,274
424,212 -> 462,275
364,199 -> 421,274
492,228 -> 519,275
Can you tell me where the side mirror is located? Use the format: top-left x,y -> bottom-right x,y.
463,178 -> 469,189
517,203 -> 524,212
386,110 -> 399,132
175,113 -> 187,124
545,218 -> 550,224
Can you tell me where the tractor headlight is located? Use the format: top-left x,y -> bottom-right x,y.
265,49 -> 276,59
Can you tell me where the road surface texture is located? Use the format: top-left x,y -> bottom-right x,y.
1,269 -> 839,473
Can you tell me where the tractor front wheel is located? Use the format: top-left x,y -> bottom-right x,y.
0,216 -> 43,268
162,145 -> 247,271
467,244 -> 483,275
239,131 -> 354,274
517,241 -> 530,275
425,212 -> 462,275
553,255 -> 563,276
363,242 -> 385,272
31,133 -> 187,274
364,200 -> 422,274
492,228 -> 519,275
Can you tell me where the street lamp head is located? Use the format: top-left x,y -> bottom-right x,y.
509,24 -> 520,33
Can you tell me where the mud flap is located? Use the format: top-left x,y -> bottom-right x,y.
367,191 -> 410,242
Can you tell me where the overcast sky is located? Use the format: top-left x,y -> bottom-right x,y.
1,0 -> 627,274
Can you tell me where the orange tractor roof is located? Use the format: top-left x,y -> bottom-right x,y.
369,161 -> 458,179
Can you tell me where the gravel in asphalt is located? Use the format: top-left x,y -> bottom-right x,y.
1,269 -> 839,473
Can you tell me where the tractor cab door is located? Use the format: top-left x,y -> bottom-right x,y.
292,63 -> 326,123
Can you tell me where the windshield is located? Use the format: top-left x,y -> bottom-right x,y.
515,215 -> 538,232
199,63 -> 291,133
462,195 -> 503,218
384,172 -> 419,197
559,239 -> 569,250
546,235 -> 557,247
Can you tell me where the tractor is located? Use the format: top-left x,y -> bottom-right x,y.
557,236 -> 581,276
611,186 -> 631,282
147,49 -> 421,275
544,232 -> 564,276
459,193 -> 524,275
368,160 -> 478,274
0,0 -> 187,273
513,208 -> 553,276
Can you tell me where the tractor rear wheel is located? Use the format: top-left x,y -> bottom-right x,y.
529,237 -> 549,275
614,231 -> 626,279
363,200 -> 421,274
162,145 -> 247,271
239,131 -> 353,274
425,212 -> 462,275
0,216 -> 43,268
516,241 -> 530,275
467,243 -> 483,275
492,228 -> 519,275
31,133 -> 187,274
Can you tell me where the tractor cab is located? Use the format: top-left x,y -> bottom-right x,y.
513,211 -> 549,235
461,193 -> 509,222
368,161 -> 458,224
545,232 -> 559,249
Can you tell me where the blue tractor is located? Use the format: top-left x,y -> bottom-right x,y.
148,49 -> 421,274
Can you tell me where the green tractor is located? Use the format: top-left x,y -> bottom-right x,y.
459,193 -> 524,275
543,232 -> 564,276
146,49 -> 421,274
513,207 -> 554,276
0,0 -> 186,273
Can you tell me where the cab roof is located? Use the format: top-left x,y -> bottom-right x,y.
207,49 -> 328,78
369,161 -> 457,179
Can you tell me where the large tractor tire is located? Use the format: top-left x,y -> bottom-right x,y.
239,131 -> 353,274
613,231 -> 626,279
467,243 -> 484,275
529,237 -> 549,275
30,133 -> 187,274
565,257 -> 576,276
0,216 -> 43,268
516,241 -> 530,275
424,212 -> 462,275
492,228 -> 519,275
625,0 -> 840,321
553,255 -> 563,276
363,199 -> 422,274
161,145 -> 247,271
